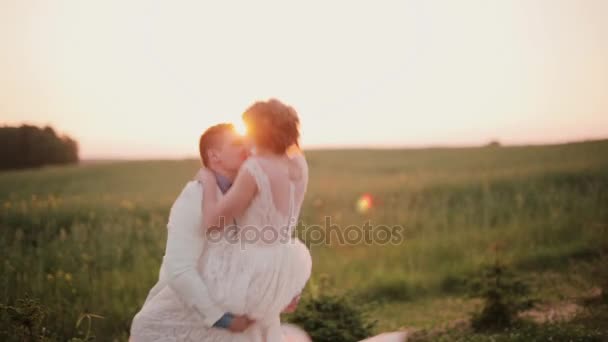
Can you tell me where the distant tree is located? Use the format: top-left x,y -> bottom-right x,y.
0,124 -> 79,170
485,140 -> 502,148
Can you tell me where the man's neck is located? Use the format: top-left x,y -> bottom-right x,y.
211,167 -> 237,182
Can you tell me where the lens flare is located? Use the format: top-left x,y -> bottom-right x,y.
357,194 -> 373,213
233,120 -> 247,136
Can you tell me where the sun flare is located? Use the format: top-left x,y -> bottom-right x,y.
233,120 -> 247,137
357,194 -> 373,213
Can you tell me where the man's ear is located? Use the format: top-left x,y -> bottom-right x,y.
207,148 -> 220,165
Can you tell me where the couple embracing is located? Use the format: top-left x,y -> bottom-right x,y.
130,99 -> 312,341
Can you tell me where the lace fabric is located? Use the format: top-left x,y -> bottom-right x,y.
131,158 -> 312,341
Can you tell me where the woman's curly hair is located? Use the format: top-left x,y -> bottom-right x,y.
242,99 -> 300,154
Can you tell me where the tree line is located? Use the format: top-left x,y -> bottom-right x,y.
0,125 -> 79,170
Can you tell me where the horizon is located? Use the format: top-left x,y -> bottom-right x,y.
73,136 -> 606,161
2,0 -> 607,159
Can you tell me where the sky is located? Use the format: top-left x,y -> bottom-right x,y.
1,0 -> 607,159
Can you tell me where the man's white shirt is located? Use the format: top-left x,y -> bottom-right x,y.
142,181 -> 224,327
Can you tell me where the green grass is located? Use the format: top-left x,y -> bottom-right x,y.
1,140 -> 607,340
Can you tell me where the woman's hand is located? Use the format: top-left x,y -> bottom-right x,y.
199,161 -> 257,233
195,168 -> 215,185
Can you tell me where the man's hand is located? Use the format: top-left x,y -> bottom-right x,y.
227,314 -> 255,333
281,294 -> 301,314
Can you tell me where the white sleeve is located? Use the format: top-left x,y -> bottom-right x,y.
163,181 -> 225,327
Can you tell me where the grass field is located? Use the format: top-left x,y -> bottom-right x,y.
1,139 -> 607,340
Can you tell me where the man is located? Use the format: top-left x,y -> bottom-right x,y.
130,124 -> 254,340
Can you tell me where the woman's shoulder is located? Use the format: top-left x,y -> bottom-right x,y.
241,156 -> 264,176
242,155 -> 283,176
288,151 -> 308,182
243,151 -> 307,182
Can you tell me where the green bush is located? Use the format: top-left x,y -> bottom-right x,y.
595,226 -> 608,303
468,254 -> 534,331
0,297 -> 103,342
286,293 -> 377,342
0,297 -> 57,341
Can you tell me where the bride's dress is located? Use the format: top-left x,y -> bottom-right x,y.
131,157 -> 312,341
200,157 -> 312,340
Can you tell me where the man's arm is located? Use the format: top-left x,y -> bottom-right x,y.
163,181 -> 225,327
164,181 -> 254,332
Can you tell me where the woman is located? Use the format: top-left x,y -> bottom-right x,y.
197,99 -> 312,341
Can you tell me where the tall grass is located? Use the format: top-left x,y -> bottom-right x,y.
1,140 -> 607,340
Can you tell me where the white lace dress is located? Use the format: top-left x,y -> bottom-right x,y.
131,158 -> 312,341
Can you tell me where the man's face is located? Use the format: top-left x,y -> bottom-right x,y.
213,130 -> 249,172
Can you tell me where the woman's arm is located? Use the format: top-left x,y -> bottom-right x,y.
289,150 -> 309,208
200,167 -> 257,231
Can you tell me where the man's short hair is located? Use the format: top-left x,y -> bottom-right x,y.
199,123 -> 234,167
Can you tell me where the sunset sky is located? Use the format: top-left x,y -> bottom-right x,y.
1,0 -> 607,159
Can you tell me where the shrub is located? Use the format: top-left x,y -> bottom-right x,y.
0,297 -> 56,341
286,293 -> 377,342
468,250 -> 534,331
0,297 -> 103,342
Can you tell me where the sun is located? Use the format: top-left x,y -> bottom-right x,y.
233,120 -> 247,136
